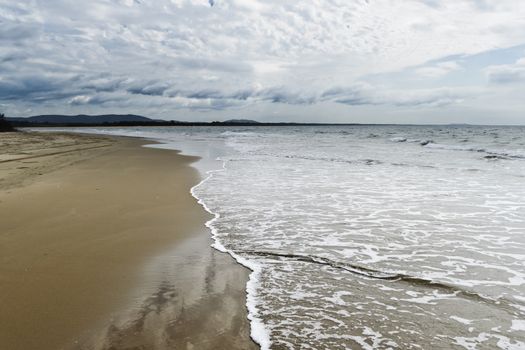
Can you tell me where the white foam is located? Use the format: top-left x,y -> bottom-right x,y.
229,251 -> 272,350
190,159 -> 272,350
450,316 -> 473,325
512,320 -> 525,332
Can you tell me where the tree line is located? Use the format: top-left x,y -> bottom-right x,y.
0,113 -> 16,132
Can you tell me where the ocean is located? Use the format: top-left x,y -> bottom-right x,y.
47,125 -> 525,349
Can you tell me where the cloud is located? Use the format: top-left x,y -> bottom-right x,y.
321,84 -> 465,107
415,61 -> 462,78
0,0 -> 524,122
127,81 -> 171,96
0,74 -> 82,101
100,79 -> 466,109
0,22 -> 39,42
486,58 -> 525,83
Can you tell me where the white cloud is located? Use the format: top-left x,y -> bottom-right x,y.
0,0 -> 525,122
415,61 -> 462,78
486,57 -> 525,83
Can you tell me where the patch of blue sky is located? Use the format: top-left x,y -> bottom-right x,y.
362,44 -> 525,88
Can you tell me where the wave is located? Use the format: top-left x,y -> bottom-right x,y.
190,159 -> 272,350
389,136 -> 525,160
314,130 -> 352,135
238,250 -> 523,316
282,154 -> 382,166
220,131 -> 257,137
423,142 -> 525,160
390,137 -> 434,146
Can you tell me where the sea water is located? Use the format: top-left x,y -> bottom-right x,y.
46,125 -> 525,349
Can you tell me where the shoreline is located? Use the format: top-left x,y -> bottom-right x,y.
0,131 -> 257,350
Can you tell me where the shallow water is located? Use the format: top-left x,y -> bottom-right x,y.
44,125 -> 525,349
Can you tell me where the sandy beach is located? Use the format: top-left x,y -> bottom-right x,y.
0,131 -> 257,350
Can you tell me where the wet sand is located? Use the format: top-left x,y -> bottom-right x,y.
0,131 -> 257,350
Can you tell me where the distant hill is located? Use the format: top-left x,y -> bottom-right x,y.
223,119 -> 260,124
8,114 -> 155,124
7,114 -> 267,127
6,114 -> 342,127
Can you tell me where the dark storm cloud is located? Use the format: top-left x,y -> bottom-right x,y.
0,51 -> 29,64
0,75 -> 79,101
127,81 -> 171,96
120,80 -> 463,108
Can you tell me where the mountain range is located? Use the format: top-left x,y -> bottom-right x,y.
7,114 -> 261,126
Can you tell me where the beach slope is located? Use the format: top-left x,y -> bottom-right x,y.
0,132 -> 256,350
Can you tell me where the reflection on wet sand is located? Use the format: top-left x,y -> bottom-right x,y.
83,231 -> 258,350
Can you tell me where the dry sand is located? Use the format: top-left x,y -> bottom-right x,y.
0,131 -> 257,350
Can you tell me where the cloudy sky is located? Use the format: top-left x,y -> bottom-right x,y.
1,0 -> 525,124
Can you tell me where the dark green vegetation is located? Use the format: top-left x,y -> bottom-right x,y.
7,115 -> 332,127
0,113 -> 17,132
7,114 -> 265,127
7,114 -> 155,126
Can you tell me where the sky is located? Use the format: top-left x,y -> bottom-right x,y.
1,0 -> 525,124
